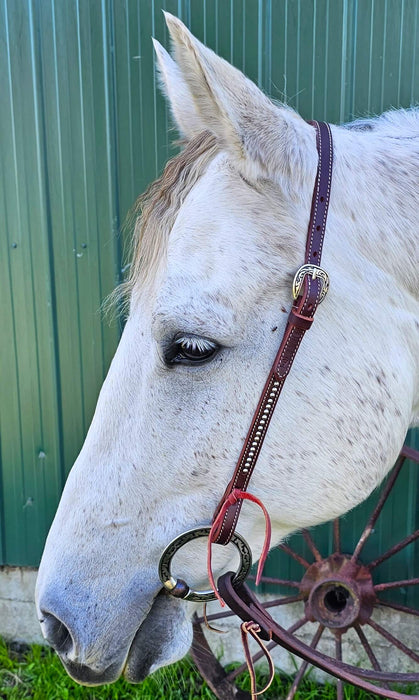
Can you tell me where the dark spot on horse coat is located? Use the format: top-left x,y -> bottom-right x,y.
346,121 -> 375,132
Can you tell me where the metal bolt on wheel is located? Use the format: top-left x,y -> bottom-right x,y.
191,446 -> 419,699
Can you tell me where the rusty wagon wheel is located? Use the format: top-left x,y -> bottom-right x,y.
190,445 -> 419,700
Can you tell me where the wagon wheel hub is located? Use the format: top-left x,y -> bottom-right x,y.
300,553 -> 375,630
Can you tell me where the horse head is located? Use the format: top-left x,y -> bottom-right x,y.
36,14 -> 419,685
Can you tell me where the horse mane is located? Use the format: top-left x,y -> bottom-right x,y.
346,107 -> 419,136
114,130 -> 219,309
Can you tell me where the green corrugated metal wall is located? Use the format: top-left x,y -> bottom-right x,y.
0,0 -> 418,601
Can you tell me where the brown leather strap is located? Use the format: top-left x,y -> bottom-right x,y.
212,121 -> 333,544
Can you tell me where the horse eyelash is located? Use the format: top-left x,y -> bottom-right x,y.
164,334 -> 219,365
175,336 -> 217,353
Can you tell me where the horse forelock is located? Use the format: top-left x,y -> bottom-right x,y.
125,130 -> 219,300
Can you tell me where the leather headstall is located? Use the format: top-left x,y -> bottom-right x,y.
211,120 -> 333,545
158,121 -> 334,607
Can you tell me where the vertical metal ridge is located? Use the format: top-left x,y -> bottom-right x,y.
397,0 -> 405,105
368,0 -> 375,114
340,0 -> 349,122
102,0 -> 123,374
324,0 -> 330,119
257,0 -> 262,88
350,0 -> 359,120
263,0 -> 272,95
32,0 -> 65,499
124,0 -> 135,206
295,0 -> 301,112
411,0 -> 418,104
107,0 -> 123,291
380,0 -> 388,112
27,0 -> 48,447
152,0 -> 159,176
2,0 -> 29,561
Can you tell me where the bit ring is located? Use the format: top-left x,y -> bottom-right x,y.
158,526 -> 252,602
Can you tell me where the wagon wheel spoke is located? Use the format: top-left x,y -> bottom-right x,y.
401,445 -> 419,462
287,615 -> 310,635
248,574 -> 301,588
333,518 -> 341,554
195,608 -> 237,624
285,625 -> 324,700
366,618 -> 419,665
374,577 -> 419,592
354,624 -> 383,671
191,616 -> 251,700
278,542 -> 311,568
350,454 -> 406,562
263,594 -> 304,609
376,597 -> 419,617
369,529 -> 419,569
335,633 -> 344,700
302,529 -> 323,561
354,624 -> 391,691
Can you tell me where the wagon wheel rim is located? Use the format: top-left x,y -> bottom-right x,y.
191,446 -> 419,700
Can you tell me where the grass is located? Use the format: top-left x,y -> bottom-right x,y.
0,637 -> 416,699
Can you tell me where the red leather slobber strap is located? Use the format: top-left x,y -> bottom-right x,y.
211,121 -> 333,545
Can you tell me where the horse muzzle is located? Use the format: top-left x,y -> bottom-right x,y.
38,588 -> 192,685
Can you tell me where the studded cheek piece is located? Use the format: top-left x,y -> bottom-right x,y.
209,120 -> 333,549
158,121 -> 333,602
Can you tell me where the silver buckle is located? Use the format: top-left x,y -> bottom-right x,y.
292,264 -> 329,304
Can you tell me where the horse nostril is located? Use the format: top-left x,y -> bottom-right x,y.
40,612 -> 74,654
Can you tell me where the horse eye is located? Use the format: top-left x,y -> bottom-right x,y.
165,335 -> 219,366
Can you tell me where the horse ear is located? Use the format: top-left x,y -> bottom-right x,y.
152,38 -> 205,139
163,12 -> 314,180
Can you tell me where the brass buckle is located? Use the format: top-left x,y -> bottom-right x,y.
158,526 -> 252,602
292,264 -> 329,304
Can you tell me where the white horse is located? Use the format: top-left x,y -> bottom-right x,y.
36,13 -> 419,686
